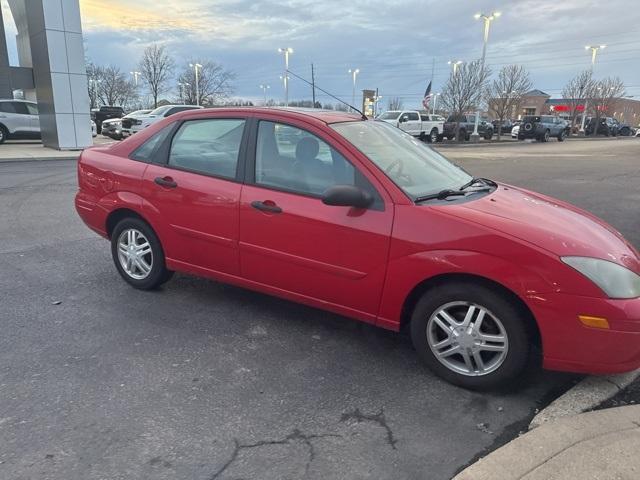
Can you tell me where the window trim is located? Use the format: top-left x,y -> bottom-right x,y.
157,116 -> 251,183
245,118 -> 385,210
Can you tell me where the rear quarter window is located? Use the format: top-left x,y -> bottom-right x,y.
130,124 -> 174,162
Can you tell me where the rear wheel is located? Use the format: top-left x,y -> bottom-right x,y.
484,130 -> 493,140
0,125 -> 8,144
410,282 -> 531,390
429,128 -> 439,143
539,129 -> 550,142
110,217 -> 173,290
557,130 -> 565,142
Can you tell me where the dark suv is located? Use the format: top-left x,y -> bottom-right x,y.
518,115 -> 566,142
443,114 -> 494,141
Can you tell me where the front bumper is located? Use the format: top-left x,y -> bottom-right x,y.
527,292 -> 640,374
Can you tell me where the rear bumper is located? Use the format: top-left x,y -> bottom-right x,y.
527,292 -> 640,374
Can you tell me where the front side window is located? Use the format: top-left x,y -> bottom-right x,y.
255,121 -> 381,200
168,119 -> 245,178
331,120 -> 472,199
406,112 -> 419,121
0,102 -> 16,114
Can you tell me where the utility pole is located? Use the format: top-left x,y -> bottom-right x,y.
311,63 -> 316,108
189,63 -> 202,106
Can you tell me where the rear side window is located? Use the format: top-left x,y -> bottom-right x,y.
168,119 -> 245,179
12,103 -> 30,115
26,103 -> 38,115
406,112 -> 419,121
130,124 -> 174,162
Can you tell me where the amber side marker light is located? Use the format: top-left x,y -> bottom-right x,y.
578,315 -> 610,329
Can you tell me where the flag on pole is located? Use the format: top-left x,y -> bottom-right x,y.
422,80 -> 433,109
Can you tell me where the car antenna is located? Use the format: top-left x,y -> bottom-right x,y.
286,69 -> 368,121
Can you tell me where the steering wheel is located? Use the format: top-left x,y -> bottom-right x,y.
385,159 -> 412,186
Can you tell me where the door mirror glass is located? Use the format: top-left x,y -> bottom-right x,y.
321,185 -> 373,209
399,116 -> 407,123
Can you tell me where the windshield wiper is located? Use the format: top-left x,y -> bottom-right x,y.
459,177 -> 496,191
415,186 -> 492,203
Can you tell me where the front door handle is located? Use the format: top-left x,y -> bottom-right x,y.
154,176 -> 177,188
251,200 -> 282,214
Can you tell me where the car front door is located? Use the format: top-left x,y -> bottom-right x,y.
404,112 -> 421,135
0,101 -> 25,135
238,118 -> 394,319
141,116 -> 249,275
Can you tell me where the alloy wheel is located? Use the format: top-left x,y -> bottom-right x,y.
117,228 -> 153,280
426,301 -> 508,377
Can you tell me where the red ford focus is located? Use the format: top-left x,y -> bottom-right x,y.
75,107 -> 640,389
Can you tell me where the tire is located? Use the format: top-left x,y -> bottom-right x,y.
0,125 -> 8,144
484,130 -> 493,140
557,130 -> 565,142
110,217 -> 173,290
429,128 -> 438,143
419,132 -> 426,142
540,130 -> 550,142
410,282 -> 531,390
620,127 -> 630,136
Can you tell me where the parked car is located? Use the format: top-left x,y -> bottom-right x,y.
377,110 -> 444,143
121,105 -> 203,137
511,123 -> 520,139
492,119 -> 516,134
102,110 -> 153,140
91,106 -> 125,134
443,114 -> 494,141
91,120 -> 97,137
75,107 -> 640,390
585,117 -> 633,137
517,115 -> 566,142
0,99 -> 40,144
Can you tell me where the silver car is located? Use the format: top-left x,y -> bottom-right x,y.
0,99 -> 40,144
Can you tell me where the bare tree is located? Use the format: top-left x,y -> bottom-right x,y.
562,69 -> 595,132
176,60 -> 235,106
86,62 -> 102,109
440,59 -> 491,141
97,65 -> 136,107
387,97 -> 403,111
589,77 -> 626,135
487,65 -> 532,140
139,45 -> 174,108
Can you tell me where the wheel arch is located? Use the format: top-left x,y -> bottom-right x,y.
106,208 -> 154,239
399,272 -> 541,351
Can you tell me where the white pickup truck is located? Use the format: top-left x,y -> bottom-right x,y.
377,110 -> 445,143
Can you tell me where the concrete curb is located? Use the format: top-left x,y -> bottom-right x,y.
529,368 -> 640,429
435,135 -> 637,148
454,404 -> 640,480
0,156 -> 78,164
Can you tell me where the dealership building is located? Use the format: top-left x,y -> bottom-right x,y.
0,0 -> 91,149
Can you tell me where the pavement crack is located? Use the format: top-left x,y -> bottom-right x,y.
208,429 -> 339,479
340,407 -> 398,450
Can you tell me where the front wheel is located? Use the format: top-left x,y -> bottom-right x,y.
429,128 -> 439,143
410,282 -> 531,390
0,125 -> 8,144
557,130 -> 565,142
111,217 -> 173,290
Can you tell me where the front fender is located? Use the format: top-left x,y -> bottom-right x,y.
376,249 -> 554,330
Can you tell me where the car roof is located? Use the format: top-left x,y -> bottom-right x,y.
170,106 -> 363,125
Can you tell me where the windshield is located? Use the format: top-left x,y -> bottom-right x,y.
331,121 -> 472,199
378,111 -> 401,120
148,106 -> 171,116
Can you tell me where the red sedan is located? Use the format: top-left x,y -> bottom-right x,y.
75,107 -> 640,389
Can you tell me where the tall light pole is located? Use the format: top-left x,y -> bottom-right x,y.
432,93 -> 440,115
472,11 -> 501,139
278,47 -> 293,106
178,82 -> 190,104
189,63 -> 203,106
348,68 -> 360,111
259,84 -> 270,106
130,71 -> 141,86
580,45 -> 607,132
447,60 -> 463,74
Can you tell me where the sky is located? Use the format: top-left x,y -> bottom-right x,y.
2,0 -> 639,108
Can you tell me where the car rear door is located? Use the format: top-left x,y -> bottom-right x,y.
238,118 -> 393,319
25,103 -> 40,134
140,115 -> 249,275
0,101 -> 25,134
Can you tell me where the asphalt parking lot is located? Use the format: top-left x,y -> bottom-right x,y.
1,137 -> 637,480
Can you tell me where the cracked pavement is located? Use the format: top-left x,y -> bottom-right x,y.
2,138 -> 638,480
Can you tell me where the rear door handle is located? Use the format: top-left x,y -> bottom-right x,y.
251,200 -> 282,214
154,176 -> 177,188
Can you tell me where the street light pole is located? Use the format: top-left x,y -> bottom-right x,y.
260,84 -> 270,106
447,60 -> 463,74
130,71 -> 141,86
432,93 -> 440,115
348,68 -> 360,111
278,48 -> 293,107
178,82 -> 189,104
472,11 -> 501,139
189,63 -> 202,106
580,45 -> 606,132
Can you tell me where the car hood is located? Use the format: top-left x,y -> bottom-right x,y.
442,184 -> 640,273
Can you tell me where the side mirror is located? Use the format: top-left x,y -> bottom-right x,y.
321,185 -> 373,209
399,116 -> 407,123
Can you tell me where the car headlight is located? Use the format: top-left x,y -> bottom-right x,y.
562,256 -> 640,299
